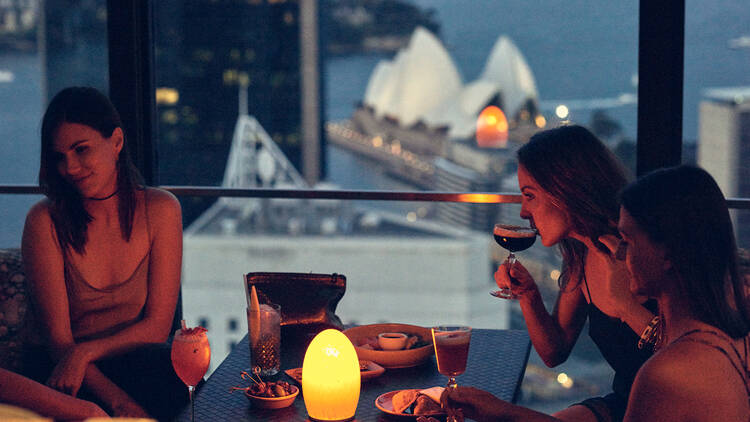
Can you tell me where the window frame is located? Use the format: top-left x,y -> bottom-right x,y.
2,0 -> 747,209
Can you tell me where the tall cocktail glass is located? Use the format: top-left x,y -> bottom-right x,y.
171,321 -> 211,422
432,326 -> 471,422
247,303 -> 281,377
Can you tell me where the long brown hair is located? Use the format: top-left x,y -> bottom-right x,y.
39,87 -> 143,254
621,165 -> 749,338
517,125 -> 629,291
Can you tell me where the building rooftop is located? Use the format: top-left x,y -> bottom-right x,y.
703,86 -> 750,106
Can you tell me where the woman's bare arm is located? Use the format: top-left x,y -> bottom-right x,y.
497,260 -> 589,367
521,283 -> 589,367
0,368 -> 108,420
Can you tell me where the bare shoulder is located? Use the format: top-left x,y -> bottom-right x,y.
631,340 -> 748,419
22,199 -> 56,241
143,187 -> 181,218
25,198 -> 53,225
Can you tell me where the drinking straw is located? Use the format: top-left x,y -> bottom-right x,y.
248,285 -> 261,348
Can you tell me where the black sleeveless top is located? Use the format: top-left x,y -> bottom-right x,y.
583,276 -> 657,401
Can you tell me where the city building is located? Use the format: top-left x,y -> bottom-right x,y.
697,86 -> 750,244
153,0 -> 324,224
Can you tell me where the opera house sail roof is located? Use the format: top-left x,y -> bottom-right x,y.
361,26 -> 541,140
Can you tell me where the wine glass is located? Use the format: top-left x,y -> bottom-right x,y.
171,321 -> 211,422
432,326 -> 471,422
432,326 -> 471,387
490,223 -> 537,299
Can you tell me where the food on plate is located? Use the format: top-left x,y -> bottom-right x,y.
392,389 -> 419,413
413,395 -> 442,414
405,335 -> 419,349
419,386 -> 445,403
391,387 -> 445,415
416,417 -> 441,422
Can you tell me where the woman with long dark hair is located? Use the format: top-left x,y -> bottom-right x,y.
22,87 -> 186,419
447,165 -> 749,421
494,125 -> 657,421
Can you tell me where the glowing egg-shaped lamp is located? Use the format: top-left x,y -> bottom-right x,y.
476,105 -> 509,148
302,329 -> 361,421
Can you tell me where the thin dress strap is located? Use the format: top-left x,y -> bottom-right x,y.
582,270 -> 593,304
673,329 -> 750,402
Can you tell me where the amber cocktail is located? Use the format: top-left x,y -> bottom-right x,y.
432,326 -> 471,386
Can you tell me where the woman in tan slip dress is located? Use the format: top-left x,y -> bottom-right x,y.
22,86 -> 187,420
443,165 -> 750,421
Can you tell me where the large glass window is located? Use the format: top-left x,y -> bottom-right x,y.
0,0 -> 108,247
685,0 -> 750,251
153,0 -> 638,407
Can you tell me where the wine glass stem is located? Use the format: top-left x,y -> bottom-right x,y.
508,252 -> 517,265
447,376 -> 457,389
446,380 -> 459,422
188,385 -> 195,422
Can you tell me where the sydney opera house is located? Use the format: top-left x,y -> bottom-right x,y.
328,27 -> 552,230
361,27 -> 543,141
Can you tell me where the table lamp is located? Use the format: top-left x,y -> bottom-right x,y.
302,329 -> 360,421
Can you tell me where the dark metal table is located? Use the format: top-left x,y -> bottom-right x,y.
177,329 -> 530,421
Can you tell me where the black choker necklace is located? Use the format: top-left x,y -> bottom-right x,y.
88,189 -> 119,201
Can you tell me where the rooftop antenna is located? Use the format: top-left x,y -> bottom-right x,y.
238,73 -> 249,117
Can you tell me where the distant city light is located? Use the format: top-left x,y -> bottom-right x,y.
476,105 -> 508,148
535,114 -> 547,128
156,87 -> 179,105
555,105 -> 569,119
550,269 -> 561,281
406,212 -> 417,222
372,136 -> 383,148
557,372 -> 573,389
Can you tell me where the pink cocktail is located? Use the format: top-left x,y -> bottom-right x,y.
171,321 -> 210,422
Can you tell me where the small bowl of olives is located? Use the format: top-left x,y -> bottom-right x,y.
245,381 -> 299,409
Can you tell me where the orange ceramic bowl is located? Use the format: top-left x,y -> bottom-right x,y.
344,323 -> 434,369
245,385 -> 299,409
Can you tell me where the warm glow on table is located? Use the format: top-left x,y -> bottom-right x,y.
302,329 -> 361,421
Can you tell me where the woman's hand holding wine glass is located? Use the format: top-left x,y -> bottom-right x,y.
490,224 -> 538,299
493,259 -> 539,300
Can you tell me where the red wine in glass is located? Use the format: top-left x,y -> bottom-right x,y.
490,223 -> 537,299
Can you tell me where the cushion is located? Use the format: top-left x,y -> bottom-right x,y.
0,248 -> 42,376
